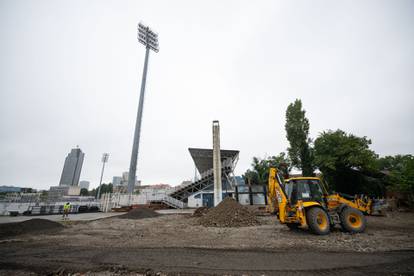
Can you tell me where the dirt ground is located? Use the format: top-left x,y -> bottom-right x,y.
1,211 -> 414,275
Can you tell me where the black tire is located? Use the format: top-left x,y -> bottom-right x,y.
340,207 -> 366,233
286,223 -> 300,230
306,207 -> 330,235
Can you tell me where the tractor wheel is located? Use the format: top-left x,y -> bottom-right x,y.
286,223 -> 300,230
306,207 -> 330,235
340,207 -> 366,233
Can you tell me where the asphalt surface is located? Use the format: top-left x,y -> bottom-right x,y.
0,243 -> 413,275
0,212 -> 127,224
0,210 -> 193,224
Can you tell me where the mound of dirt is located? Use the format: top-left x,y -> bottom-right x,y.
198,197 -> 259,227
0,219 -> 64,238
118,208 -> 160,220
193,207 -> 209,217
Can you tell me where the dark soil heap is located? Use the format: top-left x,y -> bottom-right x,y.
118,208 -> 160,220
0,219 -> 64,238
198,197 -> 259,227
193,206 -> 209,217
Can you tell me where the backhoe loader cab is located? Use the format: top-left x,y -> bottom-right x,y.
284,178 -> 325,205
267,168 -> 367,235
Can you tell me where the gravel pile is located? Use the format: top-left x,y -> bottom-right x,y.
193,207 -> 209,217
198,197 -> 259,227
0,219 -> 64,238
118,208 -> 160,220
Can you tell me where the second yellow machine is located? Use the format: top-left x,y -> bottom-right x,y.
267,168 -> 370,235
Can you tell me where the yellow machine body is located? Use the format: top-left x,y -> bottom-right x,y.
267,168 -> 370,234
325,194 -> 373,215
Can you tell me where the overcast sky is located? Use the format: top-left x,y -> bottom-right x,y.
1,0 -> 413,190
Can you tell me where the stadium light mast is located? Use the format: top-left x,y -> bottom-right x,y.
96,153 -> 109,199
127,22 -> 159,194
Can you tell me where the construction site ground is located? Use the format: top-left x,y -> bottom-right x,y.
0,211 -> 127,224
1,211 -> 414,275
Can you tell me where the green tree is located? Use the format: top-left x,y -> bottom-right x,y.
100,183 -> 113,197
376,155 -> 414,205
89,183 -> 113,198
80,188 -> 89,196
285,99 -> 314,176
245,157 -> 268,186
267,153 -> 291,178
243,153 -> 291,185
89,188 -> 97,197
314,129 -> 379,195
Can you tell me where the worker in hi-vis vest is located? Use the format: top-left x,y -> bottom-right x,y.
63,202 -> 71,220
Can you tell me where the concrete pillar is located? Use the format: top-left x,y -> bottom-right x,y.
212,120 -> 222,206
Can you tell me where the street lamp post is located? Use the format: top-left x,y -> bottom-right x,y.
96,153 -> 109,199
127,22 -> 159,194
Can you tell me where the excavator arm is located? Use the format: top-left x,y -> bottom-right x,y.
267,168 -> 289,223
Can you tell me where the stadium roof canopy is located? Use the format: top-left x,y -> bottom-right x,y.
188,148 -> 239,174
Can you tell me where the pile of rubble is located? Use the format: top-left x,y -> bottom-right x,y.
118,208 -> 160,220
193,206 -> 209,217
198,197 -> 259,227
0,219 -> 63,238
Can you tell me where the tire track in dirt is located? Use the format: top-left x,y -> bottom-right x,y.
1,244 -> 413,275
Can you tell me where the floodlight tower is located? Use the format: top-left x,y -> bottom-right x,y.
96,153 -> 109,199
127,22 -> 159,194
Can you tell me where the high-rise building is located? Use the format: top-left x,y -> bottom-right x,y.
112,172 -> 140,188
79,180 -> 90,190
59,147 -> 84,186
122,171 -> 129,183
112,176 -> 122,186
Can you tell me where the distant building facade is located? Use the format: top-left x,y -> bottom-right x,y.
112,171 -> 140,189
48,186 -> 81,201
112,176 -> 123,186
59,147 -> 85,186
0,186 -> 36,193
0,186 -> 23,193
79,181 -> 90,190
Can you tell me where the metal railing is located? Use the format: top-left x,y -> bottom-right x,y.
160,195 -> 185,209
171,158 -> 235,193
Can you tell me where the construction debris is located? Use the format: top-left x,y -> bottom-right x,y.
192,206 -> 209,217
118,208 -> 160,220
198,197 -> 259,227
0,219 -> 63,238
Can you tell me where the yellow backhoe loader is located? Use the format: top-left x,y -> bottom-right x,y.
267,168 -> 371,235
